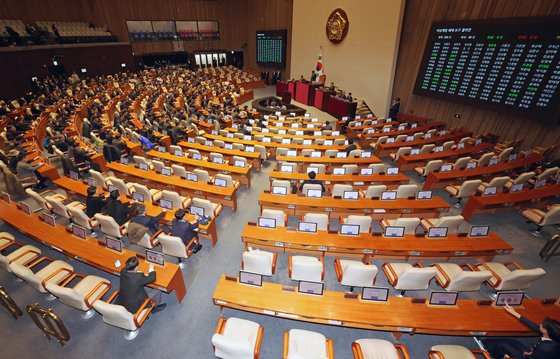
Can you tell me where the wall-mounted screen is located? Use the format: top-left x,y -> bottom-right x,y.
256,30 -> 288,68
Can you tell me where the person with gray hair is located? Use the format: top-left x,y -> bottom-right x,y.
130,203 -> 166,234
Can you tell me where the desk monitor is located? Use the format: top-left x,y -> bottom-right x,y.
336,152 -> 347,158
161,168 -> 172,176
214,178 -> 227,187
340,224 -> 360,236
19,201 -> 31,215
303,139 -> 312,146
430,291 -> 458,306
263,115 -> 269,120
307,166 -> 319,174
262,128 -> 270,133
158,145 -> 166,153
87,177 -> 97,187
311,151 -> 322,158
489,157 -> 499,166
411,123 -> 418,128
361,151 -> 372,158
406,136 -> 414,142
435,146 -> 444,153
312,117 -> 319,122
466,161 -> 477,169
226,133 -> 234,139
234,160 -> 245,168
361,287 -> 389,302
298,280 -> 324,296
190,205 -> 204,217
239,271 -> 263,287
263,137 -> 272,143
483,186 -> 497,196
43,213 -> 56,227
398,125 -> 405,131
383,128 -> 391,133
343,191 -> 359,200
146,250 -> 165,266
384,226 -> 405,238
204,140 -> 213,147
1,192 -> 10,204
258,217 -> 276,229
72,225 -> 87,239
410,149 -> 420,155
139,163 -> 149,171
306,188 -> 322,198
187,137 -> 195,143
106,237 -> 123,252
246,126 -> 253,132
225,143 -> 233,150
212,130 -> 218,135
475,139 -> 483,145
386,167 -> 399,175
296,130 -> 304,136
440,164 -> 453,172
381,191 -> 397,200
332,131 -> 340,136
187,173 -> 198,182
342,116 -> 349,121
509,153 -> 518,162
428,227 -> 448,238
278,130 -> 286,135
281,165 -> 293,173
511,183 -> 524,192
70,171 -> 79,181
298,221 -> 317,233
246,146 -> 255,153
324,140 -> 333,146
132,192 -> 144,202
458,142 -> 465,149
314,131 -> 322,136
425,133 -> 432,139
354,121 -> 362,127
417,190 -> 432,200
108,184 -> 118,193
333,167 -> 346,175
275,111 -> 282,116
159,199 -> 173,210
243,135 -> 252,141
495,291 -> 524,307
192,153 -> 202,160
213,157 -> 224,164
386,137 -> 395,144
367,129 -> 375,134
174,149 -> 183,157
287,150 -> 297,157
272,186 -> 288,195
470,225 -> 489,237
360,168 -> 373,175
291,123 -> 298,128
535,179 -> 547,188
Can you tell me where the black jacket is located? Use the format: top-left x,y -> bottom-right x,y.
103,199 -> 136,225
117,269 -> 155,313
520,316 -> 560,358
299,179 -> 326,193
85,195 -> 107,218
130,212 -> 165,234
168,218 -> 199,246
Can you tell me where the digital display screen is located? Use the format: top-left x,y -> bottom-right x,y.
256,30 -> 287,68
413,17 -> 560,120
298,221 -> 317,233
146,250 -> 165,266
258,217 -> 276,228
298,280 -> 324,296
429,291 -> 459,306
239,271 -> 263,286
496,291 -> 524,306
361,287 -> 389,302
72,225 -> 87,239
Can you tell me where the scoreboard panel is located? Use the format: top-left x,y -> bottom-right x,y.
413,17 -> 560,121
256,30 -> 287,68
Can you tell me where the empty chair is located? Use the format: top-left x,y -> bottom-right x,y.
389,146 -> 412,161
420,215 -> 465,234
373,136 -> 388,148
505,171 -> 535,190
477,176 -> 510,193
272,136 -> 282,143
271,180 -> 291,194
157,233 -> 199,267
187,149 -> 201,158
445,179 -> 482,207
426,129 -> 437,136
301,149 -> 313,157
26,188 -> 66,212
46,196 -> 85,220
9,259 -> 74,294
232,143 -> 245,151
341,215 -> 373,234
332,184 -> 354,198
133,156 -> 153,170
279,162 -> 297,172
107,176 -> 135,197
283,329 -> 334,359
45,275 -> 111,319
442,141 -> 455,150
413,132 -> 424,140
193,169 -> 211,183
352,339 -> 410,359
254,135 -> 264,142
215,173 -> 236,188
415,160 -> 443,176
348,149 -> 362,158
333,138 -> 346,145
254,145 -> 268,160
195,136 -> 206,144
169,145 -> 182,153
133,183 -> 163,202
314,139 -> 325,145
532,166 -> 559,183
89,169 -> 109,189
394,134 -> 407,142
380,217 -> 421,234
368,163 -> 386,174
0,244 -> 41,273
432,263 -> 493,292
342,164 -> 358,174
212,317 -> 264,359
382,262 -> 437,294
67,205 -> 98,231
288,255 -> 324,282
363,185 -> 387,199
420,144 -> 435,154
302,183 -> 323,196
324,149 -> 338,158
520,204 -> 560,236
429,345 -> 491,359
497,146 -> 514,162
476,152 -> 495,166
334,258 -> 378,290
192,198 -> 222,218
459,136 -> 471,145
276,148 -> 288,157
171,164 -> 188,178
308,163 -> 326,174
209,152 -> 224,163
0,232 -> 15,249
94,213 -> 128,239
232,156 -> 248,167
214,140 -> 225,148
475,261 -> 546,290
453,156 -> 472,170
242,249 -> 277,276
162,190 -> 191,209
261,209 -> 287,227
302,213 -> 329,231
151,160 -> 165,173
292,138 -> 304,145
396,184 -> 419,198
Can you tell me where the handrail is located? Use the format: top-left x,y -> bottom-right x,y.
540,234 -> 560,262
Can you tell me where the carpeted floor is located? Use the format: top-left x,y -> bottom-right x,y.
0,86 -> 558,358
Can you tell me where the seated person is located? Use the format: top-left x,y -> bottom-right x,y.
85,186 -> 107,218
298,171 -> 325,194
345,138 -> 358,154
117,256 -> 166,314
130,204 -> 165,234
322,121 -> 332,131
16,154 -> 48,189
103,190 -> 137,226
166,209 -> 202,253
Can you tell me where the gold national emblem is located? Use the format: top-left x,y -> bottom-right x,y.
326,8 -> 349,45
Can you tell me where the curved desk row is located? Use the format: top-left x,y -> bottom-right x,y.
179,141 -> 263,169
268,171 -> 409,191
397,142 -> 493,171
376,130 -> 472,158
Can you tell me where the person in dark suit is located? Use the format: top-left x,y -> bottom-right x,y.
298,171 -> 325,193
322,121 -> 333,131
166,209 -> 202,252
482,303 -> 560,358
103,190 -> 136,225
130,204 -> 165,234
344,138 -> 358,155
117,256 -> 166,314
310,70 -> 318,82
388,97 -> 401,118
85,186 -> 107,218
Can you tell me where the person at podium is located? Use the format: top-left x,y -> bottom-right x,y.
310,70 -> 318,82
388,97 -> 401,118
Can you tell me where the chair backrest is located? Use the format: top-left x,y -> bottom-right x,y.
394,147 -> 412,159
542,206 -> 560,226
301,149 -> 313,157
420,144 -> 435,154
342,164 -> 358,174
187,149 -> 200,157
456,179 -> 482,198
325,149 -> 338,158
395,266 -> 437,290
232,156 -> 247,167
261,209 -> 286,227
275,148 -> 288,157
486,176 -> 510,191
302,183 -> 322,196
171,164 -> 187,178
254,145 -> 267,160
368,163 -> 386,174
291,256 -> 323,282
107,177 -> 130,197
215,173 -> 234,187
396,184 -> 419,199
498,147 -> 514,162
89,169 -> 107,189
193,169 -> 210,182
192,198 -> 215,218
303,213 -> 329,231
158,233 -> 188,259
133,183 -> 153,202
395,135 -> 407,143
340,260 -> 378,287
242,250 -> 273,276
195,136 -> 206,144
287,329 -> 328,358
151,160 -> 164,172
459,137 -> 471,144
93,300 -> 136,331
293,138 -> 304,145
232,143 -> 245,151
477,152 -> 494,166
453,157 -> 471,170
447,270 -> 492,292
346,215 -> 372,233
314,139 -> 325,145
348,149 -> 362,158
45,282 -> 86,310
432,215 -> 464,233
162,190 -> 184,209
426,129 -> 437,136
413,132 -> 424,140
364,185 -> 387,199
214,140 -> 225,148
25,188 -> 49,209
391,217 -> 420,234
442,141 -> 454,150
423,160 -> 443,174
68,206 -> 94,229
209,152 -> 223,162
309,163 -> 326,174
169,145 -> 182,153
511,171 -> 535,185
46,197 -> 71,218
133,155 -> 150,166
94,214 -> 123,238
271,180 -> 291,194
499,268 -> 546,290
331,184 -> 353,198
536,167 -> 559,181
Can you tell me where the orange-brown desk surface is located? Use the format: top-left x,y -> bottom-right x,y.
0,200 -> 186,303
178,141 -> 262,169
397,143 -> 493,171
223,127 -> 344,140
376,130 -> 472,158
213,276 -> 559,338
423,153 -> 544,190
268,171 -> 409,190
461,183 -> 560,220
275,155 -> 381,173
242,223 -> 512,261
258,192 -> 450,219
107,162 -> 238,210
203,133 -> 346,152
358,121 -> 446,146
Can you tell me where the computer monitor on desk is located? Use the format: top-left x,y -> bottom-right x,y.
187,173 -> 198,182
239,271 -> 263,287
361,287 -> 389,302
272,186 -> 288,195
333,168 -> 346,175
495,291 -> 524,306
161,168 -> 172,176
298,281 -> 324,296
190,205 -> 205,217
469,225 -> 489,237
417,190 -> 432,199
381,191 -> 397,200
72,224 -> 87,239
132,192 -> 144,202
340,224 -> 360,236
429,291 -> 458,306
87,177 -> 97,187
343,191 -> 359,200
384,226 -> 405,237
306,188 -> 322,198
298,221 -> 317,233
159,199 -> 173,210
360,168 -> 373,175
427,227 -> 448,238
106,237 -> 122,252
258,217 -> 276,229
146,250 -> 165,266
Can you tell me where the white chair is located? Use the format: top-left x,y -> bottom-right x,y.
452,156 -> 471,170
389,147 -> 412,161
505,171 -> 535,190
46,196 -> 85,220
0,244 -> 41,273
332,184 -> 354,198
215,173 -> 237,188
171,164 -> 188,178
308,163 -> 326,174
271,180 -> 291,194
242,249 -> 277,276
46,275 -> 111,319
133,183 -> 162,202
432,263 -> 493,292
261,209 -> 287,227
429,345 -> 491,359
334,259 -> 378,290
151,160 -> 165,173
107,176 -> 135,197
342,164 -> 358,174
368,163 -> 386,174
420,215 -> 464,234
497,147 -> 514,162
133,156 -> 153,170
254,145 -> 268,160
477,176 -> 510,193
520,205 -> 560,236
288,256 -> 324,282
341,215 -> 373,234
209,152 -> 225,163
532,167 -> 559,183
395,184 -> 419,199
348,149 -> 362,158
302,213 -> 329,231
232,156 -> 248,167
9,259 -> 74,294
283,329 -> 334,359
192,198 -> 222,218
382,262 -> 437,295
26,188 -> 66,211
187,149 -> 201,158
94,214 -> 128,239
233,143 -> 245,151
89,169 -> 109,189
67,206 -> 99,231
162,190 -> 191,209
352,339 -> 410,359
475,261 -> 546,290
212,317 -> 264,359
380,217 -> 421,234
302,183 -> 323,196
476,152 -> 495,167
419,144 -> 435,154
194,169 -> 211,183
157,233 -> 198,267
363,185 -> 387,199
459,137 -> 471,145
442,141 -> 454,151
415,160 -> 443,176
445,179 -> 482,207
169,145 -> 182,154
280,162 -> 297,172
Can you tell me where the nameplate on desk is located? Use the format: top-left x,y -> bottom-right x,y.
215,300 -> 228,305
263,310 -> 275,315
540,298 -> 558,305
274,241 -> 285,247
281,285 -> 295,292
454,251 -> 467,256
277,312 -> 299,319
476,300 -> 493,306
362,249 -> 373,254
373,209 -> 386,213
398,327 -> 413,332
471,331 -> 488,336
224,275 -> 237,282
288,204 -> 295,209
344,292 -> 359,299
353,181 -> 364,186
328,320 -> 343,325
318,246 -> 328,252
411,298 -> 427,304
408,251 -> 422,256
325,207 -> 333,212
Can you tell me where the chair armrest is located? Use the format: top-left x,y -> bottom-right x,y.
84,281 -> 111,308
106,290 -> 120,304
119,221 -> 129,236
433,264 -> 451,288
326,338 -> 334,359
133,298 -> 155,328
60,273 -> 85,287
215,316 -> 227,335
460,263 -> 477,271
382,263 -> 399,286
41,267 -> 74,290
504,260 -> 524,270
282,331 -> 289,359
8,248 -> 41,265
182,198 -> 192,209
271,252 -> 277,274
150,229 -> 163,247
412,262 -> 424,268
334,259 -> 343,282
394,344 -> 410,359
477,263 -> 502,288
428,350 -> 442,359
472,350 -> 492,359
319,256 -> 325,280
351,342 -> 364,359
88,218 -> 99,228
253,324 -> 264,359
288,256 -> 292,278
26,256 -> 52,269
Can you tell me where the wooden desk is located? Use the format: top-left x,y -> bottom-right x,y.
423,153 -> 544,190
314,88 -> 334,110
376,130 -> 472,158
397,143 -> 493,171
326,96 -> 357,119
178,141 -> 262,169
223,127 -> 344,141
53,177 -> 219,246
268,171 -> 409,191
358,121 -> 446,147
213,276 -> 560,338
242,223 -> 512,261
345,120 -> 400,137
258,192 -> 450,219
107,162 -> 238,210
461,184 -> 560,220
146,150 -> 252,187
124,139 -> 142,156
0,200 -> 187,303
275,155 -> 381,173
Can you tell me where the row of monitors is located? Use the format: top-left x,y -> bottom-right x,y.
281,165 -> 391,175
237,271 -> 525,306
154,146 -> 247,167
272,187 -> 423,199
256,216 -> 489,238
186,134 -> 357,149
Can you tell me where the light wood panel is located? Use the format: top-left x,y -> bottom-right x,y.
392,0 -> 560,149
